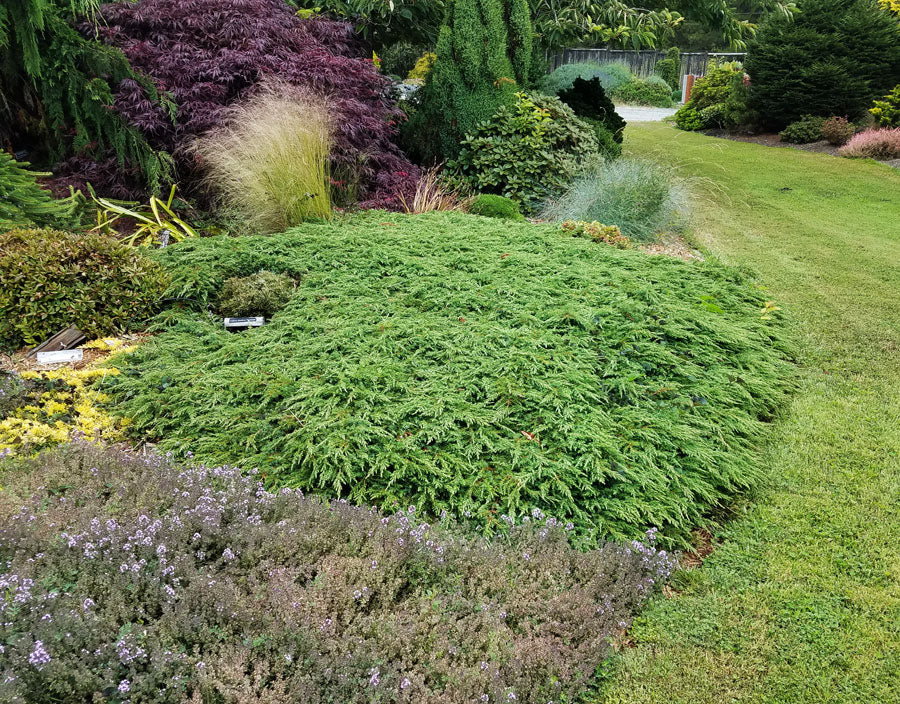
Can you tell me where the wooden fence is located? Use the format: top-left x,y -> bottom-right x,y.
547,49 -> 746,81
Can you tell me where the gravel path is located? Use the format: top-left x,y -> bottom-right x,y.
615,106 -> 678,122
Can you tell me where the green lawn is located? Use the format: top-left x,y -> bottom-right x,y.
599,124 -> 900,703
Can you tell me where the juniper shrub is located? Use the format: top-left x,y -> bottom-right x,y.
0,442 -> 674,704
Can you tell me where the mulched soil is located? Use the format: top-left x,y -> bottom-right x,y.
703,129 -> 844,157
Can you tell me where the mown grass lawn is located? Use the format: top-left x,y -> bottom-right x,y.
598,124 -> 900,702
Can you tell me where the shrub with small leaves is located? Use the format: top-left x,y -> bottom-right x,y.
838,127 -> 900,158
380,40 -> 427,76
0,229 -> 167,351
407,51 -> 436,80
450,92 -> 599,213
654,47 -> 681,91
560,220 -> 630,248
820,116 -> 856,145
557,77 -> 627,149
468,194 -> 525,221
779,115 -> 827,143
0,441 -> 675,704
609,76 -> 674,107
218,271 -> 297,318
870,84 -> 900,127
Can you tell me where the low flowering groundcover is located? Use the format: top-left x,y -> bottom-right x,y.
0,442 -> 674,704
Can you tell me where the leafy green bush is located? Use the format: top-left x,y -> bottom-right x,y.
468,194 -> 525,220
674,62 -> 751,131
745,0 -> 900,128
415,0 -> 532,159
105,211 -> 794,545
192,82 -> 331,231
218,270 -> 297,318
610,76 -> 675,107
0,152 -> 84,230
870,84 -> 900,127
0,228 -> 167,350
0,441 -> 674,703
380,40 -> 426,76
540,158 -> 686,242
820,116 -> 855,145
654,47 -> 681,91
779,115 -> 826,143
674,105 -> 705,130
450,92 -> 599,213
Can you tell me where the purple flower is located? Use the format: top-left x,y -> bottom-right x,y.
29,641 -> 51,669
368,668 -> 380,687
400,677 -> 411,690
118,680 -> 131,693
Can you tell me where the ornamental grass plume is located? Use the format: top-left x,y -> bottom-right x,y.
838,127 -> 900,159
0,442 -> 674,704
192,81 -> 332,232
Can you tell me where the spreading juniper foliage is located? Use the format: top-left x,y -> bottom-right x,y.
103,212 -> 794,545
80,0 -> 417,207
0,442 -> 674,703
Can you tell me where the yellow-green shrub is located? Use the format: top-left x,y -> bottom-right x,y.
0,339 -> 134,456
407,51 -> 436,79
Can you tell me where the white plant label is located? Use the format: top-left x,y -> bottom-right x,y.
37,349 -> 84,365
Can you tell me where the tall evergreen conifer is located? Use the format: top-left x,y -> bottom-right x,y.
423,0 -> 533,159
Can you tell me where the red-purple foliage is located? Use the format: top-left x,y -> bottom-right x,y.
76,0 -> 417,209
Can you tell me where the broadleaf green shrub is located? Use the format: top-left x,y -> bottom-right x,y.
0,228 -> 168,350
218,271 -> 297,318
0,441 -> 675,704
468,194 -> 525,220
450,92 -> 599,213
540,158 -> 686,242
778,115 -> 826,143
674,62 -> 751,131
104,212 -> 795,545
